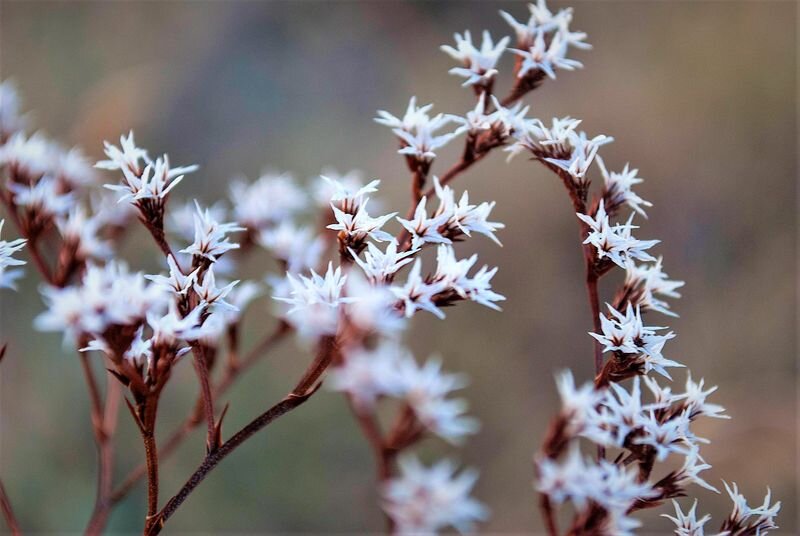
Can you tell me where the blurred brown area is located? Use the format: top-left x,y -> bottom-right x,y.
0,1 -> 796,534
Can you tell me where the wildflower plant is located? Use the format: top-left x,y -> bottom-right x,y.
0,3 -> 782,535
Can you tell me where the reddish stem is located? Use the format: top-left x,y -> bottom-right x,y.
0,481 -> 20,536
81,354 -> 121,536
539,494 -> 559,536
109,322 -> 291,504
191,346 -> 217,452
145,336 -> 337,535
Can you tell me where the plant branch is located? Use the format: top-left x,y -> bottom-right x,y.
144,336 -> 337,535
539,494 -> 559,536
190,346 -> 217,453
109,321 -> 291,504
81,354 -> 121,536
140,396 -> 161,533
0,481 -> 21,536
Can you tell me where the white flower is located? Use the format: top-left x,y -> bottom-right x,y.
169,199 -> 228,242
678,375 -> 729,421
327,200 -> 396,244
0,81 -> 26,139
510,29 -> 581,80
432,245 -> 505,312
81,326 -> 154,370
624,258 -> 684,317
599,377 -> 648,446
343,271 -> 406,336
229,172 -> 307,230
662,500 -> 713,536
596,156 -> 652,217
99,132 -> 197,203
672,447 -> 718,493
397,355 -> 478,442
506,115 -> 581,160
577,202 -> 659,268
722,483 -> 780,535
35,261 -> 166,343
89,189 -> 137,229
490,97 -> 531,138
590,303 -> 681,379
8,175 -> 75,217
96,131 -> 150,177
537,444 -> 656,520
56,147 -> 97,188
179,200 -> 245,262
634,410 -> 691,461
0,132 -> 56,179
382,456 -> 488,535
350,239 -> 417,284
273,263 -> 355,338
148,300 -> 206,348
375,97 -> 462,161
448,93 -> 500,135
396,197 -> 452,250
441,30 -> 510,87
0,219 -> 26,290
391,258 -> 447,319
433,177 -> 505,245
145,254 -> 199,296
56,206 -> 113,261
544,130 -> 613,181
555,370 -> 606,435
193,266 -> 239,312
313,168 -> 367,207
224,281 -> 262,316
500,1 -> 590,51
318,173 -> 379,213
328,341 -> 408,408
258,221 -> 325,273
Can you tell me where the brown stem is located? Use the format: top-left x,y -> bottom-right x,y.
109,321 -> 291,504
0,481 -> 21,535
80,353 -> 122,536
25,236 -> 54,285
191,346 -> 217,453
539,494 -> 559,536
143,431 -> 159,526
145,336 -> 337,535
585,273 -> 603,376
140,395 -> 161,533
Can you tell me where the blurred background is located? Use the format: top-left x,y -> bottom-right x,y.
0,1 -> 796,534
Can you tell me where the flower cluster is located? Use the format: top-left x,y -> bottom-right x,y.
382,456 -> 488,535
375,98 -> 463,165
0,219 -> 26,289
0,1 -> 782,534
664,485 -> 780,536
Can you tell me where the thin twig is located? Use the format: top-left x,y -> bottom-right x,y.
191,346 -> 217,453
0,481 -> 21,536
141,396 -> 161,533
80,353 -> 121,536
145,336 -> 337,535
109,321 -> 291,504
539,494 -> 559,536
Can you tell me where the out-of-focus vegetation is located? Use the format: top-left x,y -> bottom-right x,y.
0,1 -> 795,533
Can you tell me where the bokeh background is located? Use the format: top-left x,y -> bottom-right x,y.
0,1 -> 796,534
